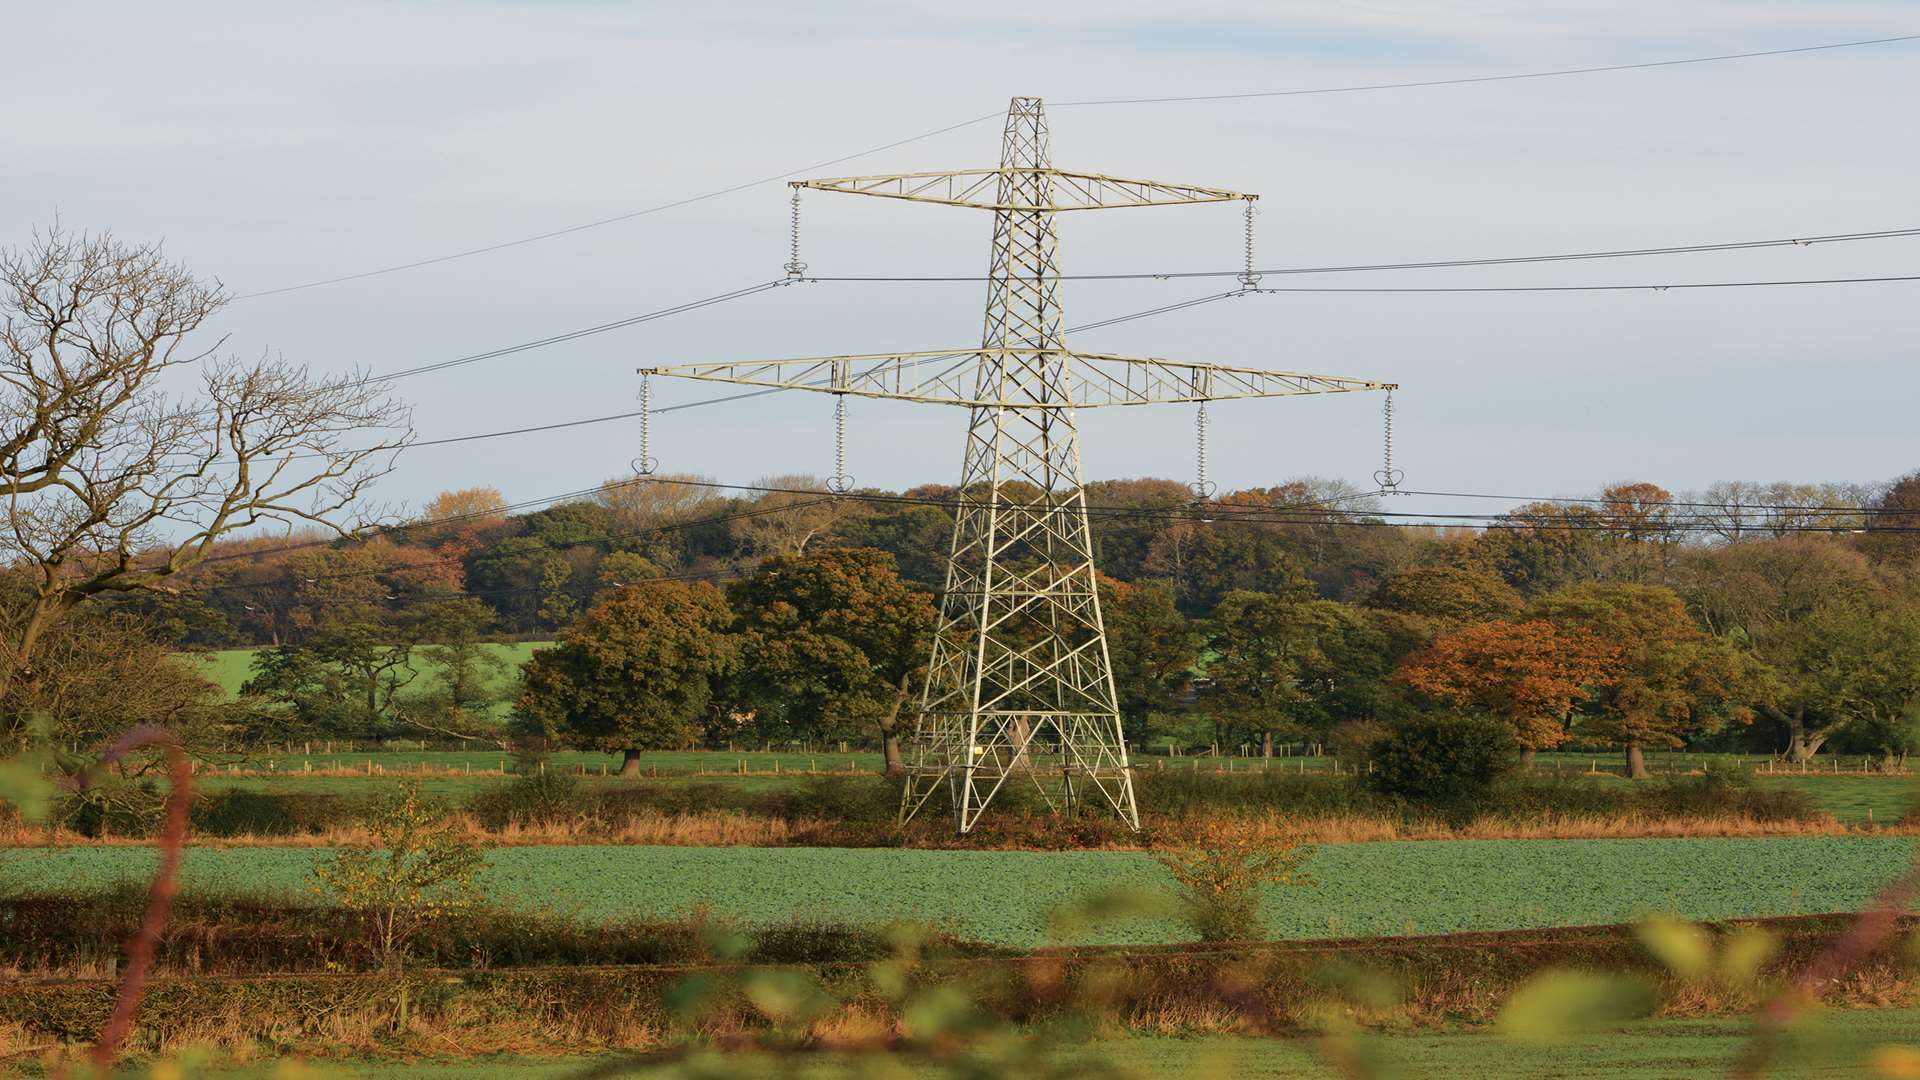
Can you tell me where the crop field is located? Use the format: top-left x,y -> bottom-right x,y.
6,837 -> 1912,947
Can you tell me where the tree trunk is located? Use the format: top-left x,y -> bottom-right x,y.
1519,746 -> 1537,770
619,748 -> 643,777
877,671 -> 911,777
1624,742 -> 1648,779
1882,748 -> 1901,774
1260,729 -> 1274,758
2,591 -> 73,693
1773,706 -> 1828,764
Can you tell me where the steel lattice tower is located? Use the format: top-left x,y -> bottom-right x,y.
907,99 -> 1133,831
641,96 -> 1395,834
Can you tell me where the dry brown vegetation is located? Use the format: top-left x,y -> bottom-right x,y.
2,917 -> 1913,1068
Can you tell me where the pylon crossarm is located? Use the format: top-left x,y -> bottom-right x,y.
641,349 -> 1392,408
794,169 -> 1253,211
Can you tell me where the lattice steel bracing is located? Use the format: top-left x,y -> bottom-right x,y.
641,96 -> 1396,833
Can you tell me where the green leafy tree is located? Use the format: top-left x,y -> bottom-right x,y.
1289,601 -> 1402,735
1099,578 -> 1197,739
1146,518 -> 1312,616
409,598 -> 512,740
1204,590 -> 1317,756
515,580 -> 736,775
1685,538 -> 1881,761
829,494 -> 955,591
727,549 -> 932,773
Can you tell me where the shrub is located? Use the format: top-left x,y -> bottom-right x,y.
193,790 -> 345,837
1636,762 -> 1815,823
312,781 -> 484,968
466,769 -> 584,829
1133,769 -> 1386,820
1152,819 -> 1312,942
1327,719 -> 1389,768
1368,711 -> 1519,812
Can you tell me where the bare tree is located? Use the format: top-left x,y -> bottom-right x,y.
1,224 -> 411,692
731,474 -> 849,559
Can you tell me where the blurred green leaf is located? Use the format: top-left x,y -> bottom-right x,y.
0,758 -> 54,823
743,968 -> 836,1025
1045,885 -> 1173,942
1497,971 -> 1658,1043
1635,916 -> 1712,979
663,972 -> 724,1021
699,923 -> 753,963
1718,926 -> 1779,986
902,986 -> 982,1041
868,957 -> 913,1002
1315,959 -> 1406,1011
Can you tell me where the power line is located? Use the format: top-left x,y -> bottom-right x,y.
338,264 -> 1916,459
1050,34 -> 1920,107
805,226 -> 1920,283
377,280 -> 787,381
227,34 -> 1919,300
294,288 -> 1253,458
1239,275 -> 1920,294
232,114 -> 1002,300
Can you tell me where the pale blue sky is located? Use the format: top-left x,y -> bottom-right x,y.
4,1 -> 1916,520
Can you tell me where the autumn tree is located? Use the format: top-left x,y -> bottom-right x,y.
1530,584 -> 1765,778
515,581 -> 736,775
593,473 -> 725,568
420,487 -> 506,530
1859,470 -> 1920,566
726,548 -> 932,773
1367,565 -> 1523,630
0,225 -> 410,697
731,475 -> 846,559
1473,502 -> 1610,597
1394,619 -> 1618,764
1596,482 -> 1681,584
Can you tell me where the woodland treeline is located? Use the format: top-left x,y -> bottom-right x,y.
15,468 -> 1915,778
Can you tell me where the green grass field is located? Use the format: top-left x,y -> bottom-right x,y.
186,643 -> 551,724
6,837 -> 1913,946
188,749 -> 1917,826
70,1009 -> 1920,1078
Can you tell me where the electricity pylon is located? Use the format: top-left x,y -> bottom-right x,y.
641,96 -> 1394,834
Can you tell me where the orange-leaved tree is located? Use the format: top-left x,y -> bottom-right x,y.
1530,584 -> 1768,778
1393,618 -> 1618,764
